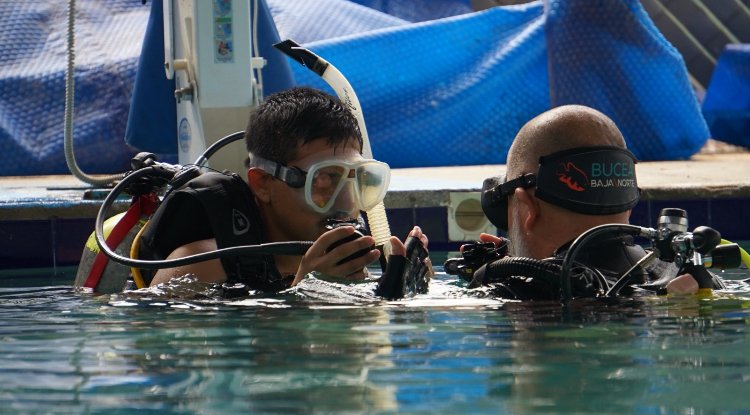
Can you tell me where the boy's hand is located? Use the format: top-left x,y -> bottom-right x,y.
293,226 -> 379,285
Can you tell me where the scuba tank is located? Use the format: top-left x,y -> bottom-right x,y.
74,195 -> 157,293
73,152 -> 169,293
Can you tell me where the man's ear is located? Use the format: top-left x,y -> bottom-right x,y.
514,187 -> 540,233
247,168 -> 271,203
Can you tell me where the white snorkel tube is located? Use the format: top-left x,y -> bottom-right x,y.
274,40 -> 393,258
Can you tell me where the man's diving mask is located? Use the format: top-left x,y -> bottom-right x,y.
481,146 -> 640,232
248,153 -> 391,214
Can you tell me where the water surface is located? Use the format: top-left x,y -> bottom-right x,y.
1,268 -> 749,414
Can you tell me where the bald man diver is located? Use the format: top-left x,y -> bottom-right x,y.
464,105 -> 719,299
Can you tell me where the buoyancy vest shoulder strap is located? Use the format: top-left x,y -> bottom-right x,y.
140,171 -> 287,290
184,171 -> 265,250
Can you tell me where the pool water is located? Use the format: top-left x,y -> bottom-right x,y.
2,266 -> 750,414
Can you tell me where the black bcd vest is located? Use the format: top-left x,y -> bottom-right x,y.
139,171 -> 293,292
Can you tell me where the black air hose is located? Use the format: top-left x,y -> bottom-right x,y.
560,224 -> 646,302
469,257 -> 561,288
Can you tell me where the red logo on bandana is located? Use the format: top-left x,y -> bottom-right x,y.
556,162 -> 588,192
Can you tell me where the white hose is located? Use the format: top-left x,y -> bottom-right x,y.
320,64 -> 393,257
64,0 -> 124,186
252,0 -> 263,104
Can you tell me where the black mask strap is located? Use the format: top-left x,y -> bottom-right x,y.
481,146 -> 640,232
481,173 -> 536,232
535,146 -> 639,215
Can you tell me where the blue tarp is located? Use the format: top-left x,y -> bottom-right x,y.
702,44 -> 750,148
275,0 -> 709,166
545,0 -> 710,161
0,1 -> 147,176
0,0 -> 713,176
282,2 -> 549,167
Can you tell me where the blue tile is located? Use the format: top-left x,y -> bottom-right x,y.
630,197 -> 750,242
2,218 -> 100,269
710,197 -> 750,241
415,207 -> 448,243
4,197 -> 747,272
54,218 -> 95,267
0,220 -> 54,268
382,208 -> 415,240
629,201 -> 651,228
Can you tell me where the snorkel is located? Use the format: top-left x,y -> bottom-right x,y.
273,39 -> 394,258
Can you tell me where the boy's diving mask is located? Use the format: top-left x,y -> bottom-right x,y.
481,146 -> 640,231
249,153 -> 391,214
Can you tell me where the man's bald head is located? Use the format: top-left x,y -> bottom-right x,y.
501,105 -> 634,259
506,105 -> 627,179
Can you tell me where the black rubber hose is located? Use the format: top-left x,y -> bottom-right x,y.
560,224 -> 646,302
193,131 -> 245,166
469,257 -> 562,288
94,166 -> 312,269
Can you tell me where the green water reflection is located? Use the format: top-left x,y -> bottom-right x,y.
0,265 -> 749,414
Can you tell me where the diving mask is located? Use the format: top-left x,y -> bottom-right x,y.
248,153 -> 391,214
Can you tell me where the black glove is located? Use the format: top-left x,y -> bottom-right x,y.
375,237 -> 430,300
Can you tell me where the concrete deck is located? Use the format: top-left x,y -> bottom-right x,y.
1,153 -> 748,219
386,153 -> 750,208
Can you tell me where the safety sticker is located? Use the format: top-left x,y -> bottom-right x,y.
179,117 -> 191,153
213,0 -> 234,63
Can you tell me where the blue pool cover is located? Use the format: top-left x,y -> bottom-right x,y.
702,44 -> 750,149
0,0 -> 719,175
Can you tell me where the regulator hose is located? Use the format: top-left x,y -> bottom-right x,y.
193,131 -> 245,167
469,257 -> 562,288
95,165 -> 312,270
560,224 -> 647,302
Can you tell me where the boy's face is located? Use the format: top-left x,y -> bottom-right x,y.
261,138 -> 362,243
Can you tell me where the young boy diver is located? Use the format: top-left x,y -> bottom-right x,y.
80,87 -> 428,294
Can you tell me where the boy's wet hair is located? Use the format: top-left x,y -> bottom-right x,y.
245,86 -> 363,166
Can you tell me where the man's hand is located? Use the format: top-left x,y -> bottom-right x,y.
665,273 -> 699,295
292,226 -> 380,285
460,232 -> 506,253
